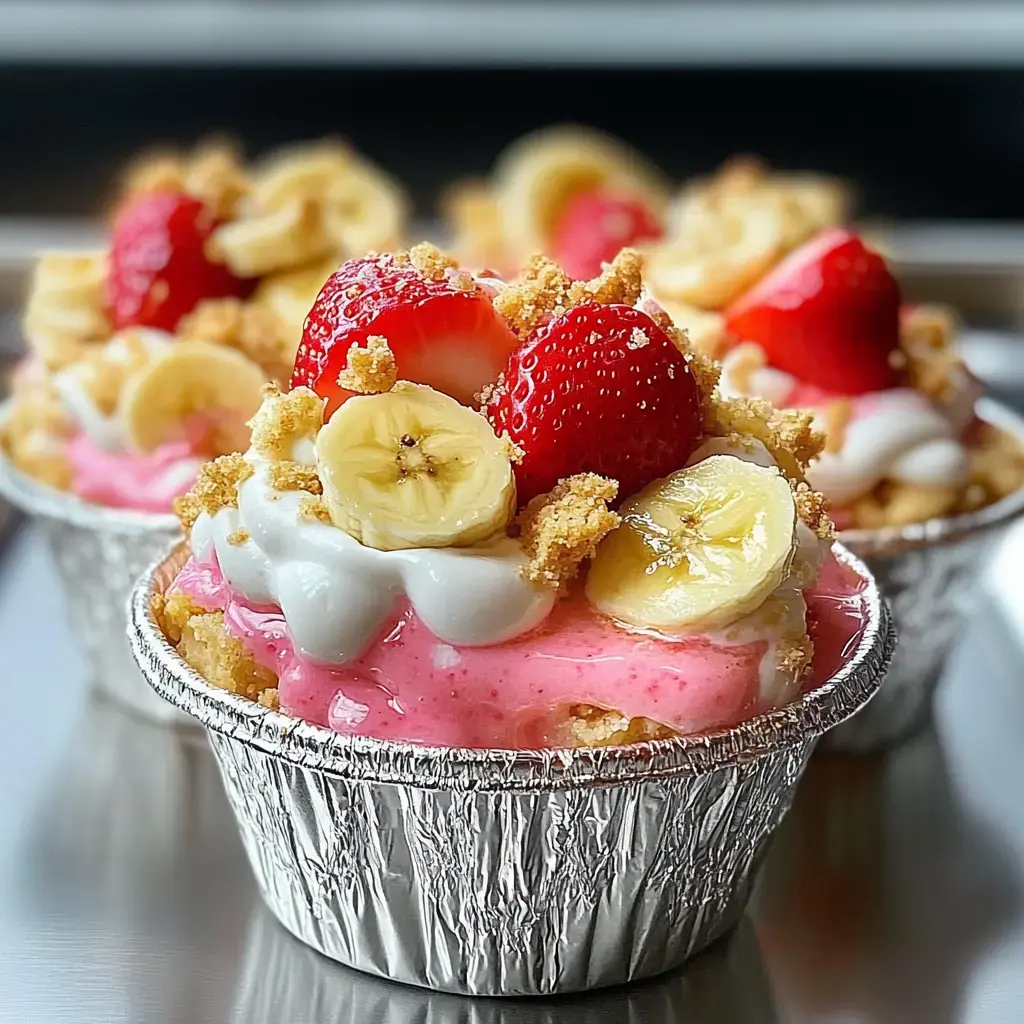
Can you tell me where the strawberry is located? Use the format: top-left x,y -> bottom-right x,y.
293,254 -> 518,418
108,190 -> 250,332
552,190 -> 663,280
724,228 -> 900,396
488,303 -> 703,504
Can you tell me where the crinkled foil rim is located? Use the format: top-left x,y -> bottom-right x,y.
129,541 -> 894,792
0,400 -> 179,534
840,398 -> 1024,559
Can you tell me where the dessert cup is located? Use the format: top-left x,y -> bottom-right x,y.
129,541 -> 893,996
825,398 -> 1024,752
0,411 -> 185,722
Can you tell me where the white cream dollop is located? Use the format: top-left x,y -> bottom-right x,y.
191,456 -> 556,663
718,344 -> 978,505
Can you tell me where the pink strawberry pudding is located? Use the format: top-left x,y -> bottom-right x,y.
155,245 -> 870,749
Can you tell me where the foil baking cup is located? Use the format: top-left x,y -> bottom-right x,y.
827,397 -> 1024,752
129,541 -> 893,996
233,904 -> 779,1023
0,410 -> 185,724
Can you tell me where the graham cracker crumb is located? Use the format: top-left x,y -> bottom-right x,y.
567,249 -> 644,308
337,335 -> 397,394
476,379 -> 501,407
494,255 -> 573,337
823,399 -> 854,455
267,461 -> 323,495
257,688 -> 280,711
153,589 -> 204,646
299,494 -> 333,524
569,705 -> 674,747
705,396 -> 825,480
448,269 -> 476,292
184,140 -> 248,220
500,432 -> 525,464
777,632 -> 813,678
249,384 -> 325,461
178,298 -> 290,380
408,241 -> 458,281
227,527 -> 249,546
174,454 -> 254,531
899,304 -> 962,402
516,474 -> 620,591
686,350 -> 723,407
792,481 -> 835,539
177,610 -> 278,702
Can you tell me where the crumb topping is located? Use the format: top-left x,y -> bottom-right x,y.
337,335 -> 397,394
500,432 -> 525,464
299,494 -> 333,524
567,249 -> 644,308
791,481 -> 835,539
705,396 -> 825,478
899,304 -> 962,402
178,298 -> 289,379
174,454 -> 254,531
183,140 -> 248,219
493,255 -> 572,337
408,241 -> 458,281
257,688 -> 280,710
776,632 -> 814,677
249,384 -> 325,461
227,527 -> 250,546
267,461 -> 323,495
516,474 -> 620,591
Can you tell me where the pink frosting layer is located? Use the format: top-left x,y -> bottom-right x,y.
171,552 -> 867,749
67,431 -> 204,513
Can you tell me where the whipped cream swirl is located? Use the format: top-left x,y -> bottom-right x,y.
718,345 -> 980,505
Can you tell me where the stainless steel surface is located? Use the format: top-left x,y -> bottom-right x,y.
1,523 -> 1023,1019
7,2 -> 1024,66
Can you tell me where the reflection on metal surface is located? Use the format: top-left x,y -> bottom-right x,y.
755,728 -> 1023,1023
233,906 -> 778,1024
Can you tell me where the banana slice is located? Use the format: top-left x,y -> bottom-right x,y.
120,340 -> 267,454
315,381 -> 515,551
253,258 -> 339,345
586,455 -> 797,634
325,160 -> 408,256
495,125 -> 670,259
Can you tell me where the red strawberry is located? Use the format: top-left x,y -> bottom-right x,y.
488,303 -> 703,504
724,228 -> 900,396
108,190 -> 250,332
553,190 -> 663,280
293,254 -> 518,418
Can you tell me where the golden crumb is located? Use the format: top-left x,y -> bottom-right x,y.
152,589 -> 204,646
686,350 -> 723,408
791,482 -> 835,539
448,269 -> 476,292
257,688 -> 280,711
569,705 -> 674,747
899,304 -> 962,402
567,249 -> 644,308
705,396 -> 825,480
516,474 -> 621,591
337,335 -> 397,394
174,454 -> 254,531
184,140 -> 248,219
299,494 -> 333,524
408,241 -> 458,281
177,610 -> 278,702
178,298 -> 290,380
823,399 -> 853,455
267,460 -> 323,495
776,632 -> 813,678
500,432 -> 525,464
849,481 -> 960,530
494,255 -> 572,337
227,527 -> 249,546
249,384 -> 325,461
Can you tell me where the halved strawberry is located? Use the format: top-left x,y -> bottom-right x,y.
108,190 -> 250,332
293,254 -> 518,418
487,303 -> 703,504
724,228 -> 900,396
552,189 -> 663,280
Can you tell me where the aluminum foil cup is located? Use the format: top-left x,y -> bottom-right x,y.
827,398 -> 1024,752
0,408 -> 185,724
129,540 -> 892,996
233,906 -> 779,1023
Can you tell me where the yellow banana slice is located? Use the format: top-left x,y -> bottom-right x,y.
253,258 -> 339,349
325,160 -> 408,256
120,340 -> 267,454
248,139 -> 355,211
586,455 -> 797,634
645,196 -> 787,310
495,125 -> 670,259
315,381 -> 515,551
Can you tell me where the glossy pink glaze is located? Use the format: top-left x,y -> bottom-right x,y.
171,550 -> 868,749
67,431 -> 204,512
